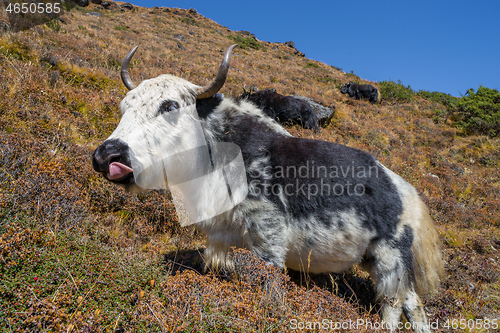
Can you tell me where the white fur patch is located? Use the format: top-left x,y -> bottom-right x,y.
285,209 -> 375,273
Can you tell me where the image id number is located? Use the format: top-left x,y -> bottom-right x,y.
5,2 -> 61,14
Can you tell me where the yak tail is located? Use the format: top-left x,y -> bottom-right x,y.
411,198 -> 445,296
376,89 -> 382,104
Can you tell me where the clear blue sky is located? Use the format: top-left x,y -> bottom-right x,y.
128,0 -> 499,97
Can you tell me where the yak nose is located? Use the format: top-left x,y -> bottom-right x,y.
92,139 -> 131,175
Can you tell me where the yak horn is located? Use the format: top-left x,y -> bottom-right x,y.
196,44 -> 238,99
121,46 -> 138,90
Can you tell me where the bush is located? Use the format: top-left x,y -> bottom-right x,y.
418,90 -> 459,107
228,34 -> 265,51
454,86 -> 500,137
304,62 -> 319,69
379,80 -> 415,103
344,71 -> 360,82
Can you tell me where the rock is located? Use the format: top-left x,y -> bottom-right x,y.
120,2 -> 133,10
87,12 -> 102,17
173,34 -> 185,42
91,0 -> 102,4
188,8 -> 197,14
177,43 -> 185,51
294,50 -> 305,57
73,0 -> 89,7
283,41 -> 304,56
240,31 -> 256,39
292,96 -> 336,127
100,1 -> 117,9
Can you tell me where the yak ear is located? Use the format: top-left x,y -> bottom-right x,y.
196,93 -> 224,119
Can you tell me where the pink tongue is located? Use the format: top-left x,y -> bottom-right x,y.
108,162 -> 133,180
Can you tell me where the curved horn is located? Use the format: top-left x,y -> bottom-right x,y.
121,46 -> 138,90
196,44 -> 238,99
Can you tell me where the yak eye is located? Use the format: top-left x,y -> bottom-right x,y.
158,100 -> 179,115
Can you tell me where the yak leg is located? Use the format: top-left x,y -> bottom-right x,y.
243,209 -> 288,268
361,240 -> 430,333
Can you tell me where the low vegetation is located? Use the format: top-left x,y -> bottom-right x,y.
453,86 -> 500,137
379,80 -> 416,103
0,2 -> 499,332
380,80 -> 500,138
228,34 -> 266,51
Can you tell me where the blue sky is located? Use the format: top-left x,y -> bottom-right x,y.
129,1 -> 499,97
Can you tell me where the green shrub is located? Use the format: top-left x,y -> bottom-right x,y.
418,90 -> 459,106
345,71 -> 360,82
379,80 -> 415,103
228,35 -> 266,51
179,17 -> 197,26
107,57 -> 121,71
315,75 -> 340,85
453,86 -> 500,137
0,40 -> 31,61
304,62 -> 319,69
45,19 -> 61,32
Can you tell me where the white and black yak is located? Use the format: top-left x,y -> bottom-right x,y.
239,87 -> 320,131
92,44 -> 443,332
341,82 -> 382,104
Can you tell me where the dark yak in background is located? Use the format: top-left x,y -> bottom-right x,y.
340,82 -> 381,104
239,87 -> 320,131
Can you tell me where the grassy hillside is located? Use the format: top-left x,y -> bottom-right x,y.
1,2 -> 499,332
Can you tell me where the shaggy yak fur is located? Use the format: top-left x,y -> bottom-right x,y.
239,88 -> 320,131
341,82 -> 382,104
92,45 -> 443,332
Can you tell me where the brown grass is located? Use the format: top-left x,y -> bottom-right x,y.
1,2 -> 499,332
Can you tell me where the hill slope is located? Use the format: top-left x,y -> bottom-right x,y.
1,3 -> 499,332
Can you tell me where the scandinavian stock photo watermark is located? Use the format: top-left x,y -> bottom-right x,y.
248,160 -> 379,200
289,318 -> 499,331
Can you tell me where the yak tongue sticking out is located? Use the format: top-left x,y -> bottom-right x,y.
108,162 -> 133,180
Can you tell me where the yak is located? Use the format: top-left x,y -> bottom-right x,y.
239,87 -> 320,131
92,44 -> 443,332
341,82 -> 382,104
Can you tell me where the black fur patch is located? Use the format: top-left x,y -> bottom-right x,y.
219,116 -> 403,242
196,94 -> 224,119
391,225 -> 415,282
238,89 -> 319,131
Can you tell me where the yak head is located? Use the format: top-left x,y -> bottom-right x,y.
92,44 -> 238,192
340,82 -> 354,94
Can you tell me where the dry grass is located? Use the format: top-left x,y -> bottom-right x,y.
0,2 -> 499,332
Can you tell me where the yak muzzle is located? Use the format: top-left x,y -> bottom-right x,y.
92,139 -> 134,183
